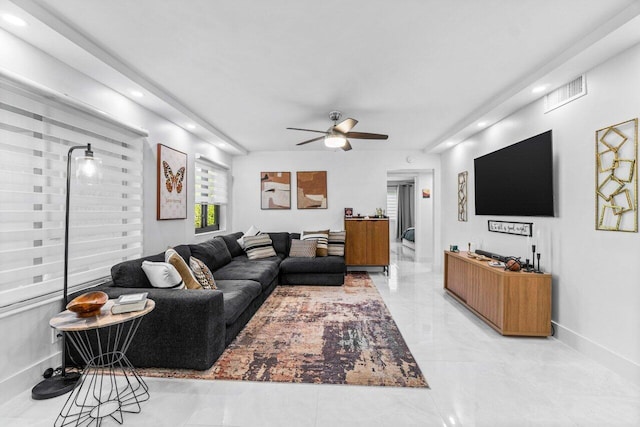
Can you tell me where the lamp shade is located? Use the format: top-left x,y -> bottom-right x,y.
75,153 -> 102,185
324,134 -> 347,148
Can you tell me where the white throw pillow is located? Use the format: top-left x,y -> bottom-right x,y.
141,261 -> 185,289
237,225 -> 260,249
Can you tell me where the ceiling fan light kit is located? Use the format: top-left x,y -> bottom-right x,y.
287,111 -> 388,151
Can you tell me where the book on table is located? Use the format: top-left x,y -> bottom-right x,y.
112,292 -> 148,314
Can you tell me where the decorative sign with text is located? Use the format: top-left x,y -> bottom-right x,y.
488,220 -> 533,237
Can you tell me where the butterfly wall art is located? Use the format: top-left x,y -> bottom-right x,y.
157,144 -> 187,220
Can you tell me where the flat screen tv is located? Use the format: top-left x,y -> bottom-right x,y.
474,130 -> 554,216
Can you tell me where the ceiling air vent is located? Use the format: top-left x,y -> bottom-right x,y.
544,74 -> 587,113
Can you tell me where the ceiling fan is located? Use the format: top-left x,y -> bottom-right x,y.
287,111 -> 388,151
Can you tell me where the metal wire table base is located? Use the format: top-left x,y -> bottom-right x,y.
55,317 -> 149,427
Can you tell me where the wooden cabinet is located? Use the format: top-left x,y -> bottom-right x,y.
444,251 -> 551,336
345,218 -> 389,270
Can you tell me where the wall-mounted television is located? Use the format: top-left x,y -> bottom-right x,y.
474,130 -> 554,217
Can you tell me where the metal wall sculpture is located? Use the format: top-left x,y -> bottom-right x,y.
595,119 -> 637,232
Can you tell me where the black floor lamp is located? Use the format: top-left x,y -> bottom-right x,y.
32,144 -> 101,400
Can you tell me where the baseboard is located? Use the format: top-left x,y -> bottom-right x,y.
0,351 -> 60,402
553,321 -> 640,386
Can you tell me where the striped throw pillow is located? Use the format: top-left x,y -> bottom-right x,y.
289,239 -> 317,258
301,229 -> 329,257
328,231 -> 346,256
189,256 -> 217,290
244,234 -> 277,259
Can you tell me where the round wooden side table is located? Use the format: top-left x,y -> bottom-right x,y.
50,299 -> 155,427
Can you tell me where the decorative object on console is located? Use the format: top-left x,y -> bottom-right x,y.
66,291 -> 108,318
157,144 -> 187,220
458,171 -> 468,221
595,119 -> 637,232
32,143 -> 101,400
297,171 -> 327,209
243,234 -> 277,259
488,220 -> 533,236
260,172 -> 291,209
344,207 -> 353,217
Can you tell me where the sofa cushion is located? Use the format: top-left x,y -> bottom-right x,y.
214,257 -> 280,291
189,238 -> 232,272
215,280 -> 262,325
141,261 -> 185,289
289,239 -> 317,258
263,232 -> 291,256
166,248 -> 201,289
280,255 -> 346,275
301,230 -> 329,256
220,232 -> 244,257
189,257 -> 217,289
244,234 -> 277,259
111,245 -> 191,288
328,231 -> 346,256
237,225 -> 260,249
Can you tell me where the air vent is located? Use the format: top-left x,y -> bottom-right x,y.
544,74 -> 587,113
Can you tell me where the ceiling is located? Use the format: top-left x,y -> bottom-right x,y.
4,0 -> 640,154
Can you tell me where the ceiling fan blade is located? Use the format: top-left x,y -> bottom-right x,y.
287,127 -> 328,134
341,140 -> 352,151
345,131 -> 388,140
296,136 -> 325,146
334,118 -> 358,133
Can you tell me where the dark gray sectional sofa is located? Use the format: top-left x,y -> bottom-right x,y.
68,231 -> 345,371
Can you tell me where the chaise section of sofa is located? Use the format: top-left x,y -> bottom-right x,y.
68,230 -> 345,370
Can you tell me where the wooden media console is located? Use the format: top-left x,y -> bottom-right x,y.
444,251 -> 552,336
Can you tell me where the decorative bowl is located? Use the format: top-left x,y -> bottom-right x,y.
66,291 -> 108,317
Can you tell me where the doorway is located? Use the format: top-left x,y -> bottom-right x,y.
386,170 -> 434,263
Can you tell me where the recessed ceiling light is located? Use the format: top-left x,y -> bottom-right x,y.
532,85 -> 548,94
218,142 -> 226,148
129,90 -> 144,98
185,123 -> 196,130
2,13 -> 27,27
445,141 -> 456,147
477,121 -> 487,127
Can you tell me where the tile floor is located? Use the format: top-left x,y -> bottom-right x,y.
1,243 -> 639,426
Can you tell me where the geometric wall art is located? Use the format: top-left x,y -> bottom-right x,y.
595,118 -> 638,232
297,171 -> 327,209
261,172 -> 291,209
458,171 -> 468,222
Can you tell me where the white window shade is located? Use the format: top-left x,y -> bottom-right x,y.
0,79 -> 145,309
195,157 -> 228,205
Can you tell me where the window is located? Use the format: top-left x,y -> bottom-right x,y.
0,77 -> 145,309
194,156 -> 228,234
387,185 -> 398,222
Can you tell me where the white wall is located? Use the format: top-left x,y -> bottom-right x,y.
440,42 -> 640,384
232,150 -> 440,263
0,28 -> 231,399
415,172 -> 434,261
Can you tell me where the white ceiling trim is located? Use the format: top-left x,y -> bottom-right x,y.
12,0 -> 248,155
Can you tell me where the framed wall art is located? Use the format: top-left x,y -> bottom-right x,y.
157,144 -> 187,220
595,119 -> 637,232
261,172 -> 291,209
297,171 -> 327,209
458,171 -> 468,222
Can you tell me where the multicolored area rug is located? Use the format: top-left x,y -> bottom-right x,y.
138,272 -> 427,388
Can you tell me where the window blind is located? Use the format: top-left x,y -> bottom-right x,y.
387,185 -> 398,222
0,79 -> 144,309
195,157 -> 228,205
